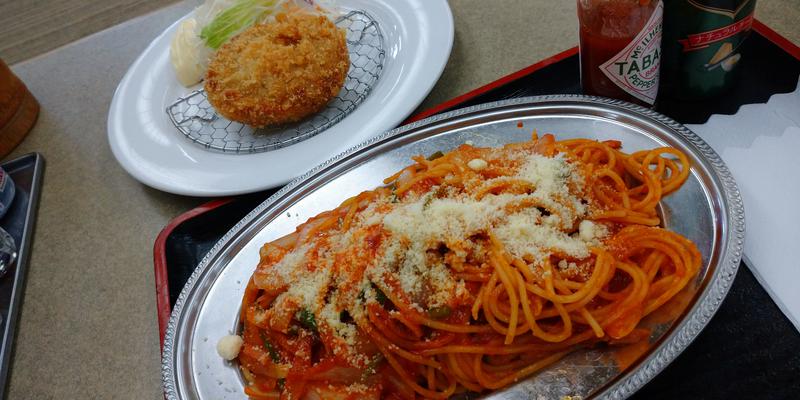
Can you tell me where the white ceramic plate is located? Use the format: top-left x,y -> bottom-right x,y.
108,0 -> 453,196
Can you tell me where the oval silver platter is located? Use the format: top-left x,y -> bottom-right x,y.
163,95 -> 745,400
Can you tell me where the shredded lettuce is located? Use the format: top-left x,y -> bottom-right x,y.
170,0 -> 338,85
199,0 -> 282,49
194,0 -> 238,27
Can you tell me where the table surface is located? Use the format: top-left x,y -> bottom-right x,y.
0,0 -> 180,65
7,1 -> 800,398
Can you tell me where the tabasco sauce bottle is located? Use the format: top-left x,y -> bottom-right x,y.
660,0 -> 756,100
578,0 -> 664,107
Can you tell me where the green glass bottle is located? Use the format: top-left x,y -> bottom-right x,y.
661,0 -> 756,100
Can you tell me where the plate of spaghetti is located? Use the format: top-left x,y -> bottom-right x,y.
162,95 -> 744,400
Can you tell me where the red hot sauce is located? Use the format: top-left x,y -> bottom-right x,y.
578,0 -> 663,106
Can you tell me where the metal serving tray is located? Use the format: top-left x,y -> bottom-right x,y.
0,153 -> 44,400
162,96 -> 744,400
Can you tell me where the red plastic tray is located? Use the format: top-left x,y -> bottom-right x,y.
154,20 -> 800,399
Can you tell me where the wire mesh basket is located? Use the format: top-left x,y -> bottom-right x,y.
166,10 -> 385,154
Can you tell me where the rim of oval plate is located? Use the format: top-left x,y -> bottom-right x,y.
107,0 -> 454,196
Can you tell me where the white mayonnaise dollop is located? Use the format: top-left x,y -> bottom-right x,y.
169,18 -> 213,87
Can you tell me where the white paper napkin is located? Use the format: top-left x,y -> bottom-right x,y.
687,80 -> 800,331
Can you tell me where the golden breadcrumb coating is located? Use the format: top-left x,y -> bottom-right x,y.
205,12 -> 349,127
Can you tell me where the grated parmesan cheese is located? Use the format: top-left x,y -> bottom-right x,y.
284,266 -> 331,309
426,262 -> 458,307
515,153 -> 571,198
577,219 -> 608,245
251,141 -> 601,366
495,213 -> 590,261
467,158 -> 488,171
216,335 -> 243,360
383,196 -> 499,245
255,244 -> 312,289
319,300 -> 358,347
557,259 -> 579,275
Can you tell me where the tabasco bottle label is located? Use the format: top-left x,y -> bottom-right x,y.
599,0 -> 664,105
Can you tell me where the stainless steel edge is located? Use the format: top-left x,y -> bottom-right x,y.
0,153 -> 45,400
161,95 -> 745,400
585,100 -> 745,399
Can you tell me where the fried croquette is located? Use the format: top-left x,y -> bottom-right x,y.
204,12 -> 349,127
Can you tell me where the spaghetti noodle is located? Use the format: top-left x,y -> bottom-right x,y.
232,133 -> 701,399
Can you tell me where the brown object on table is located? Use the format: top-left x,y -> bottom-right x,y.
0,58 -> 39,158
